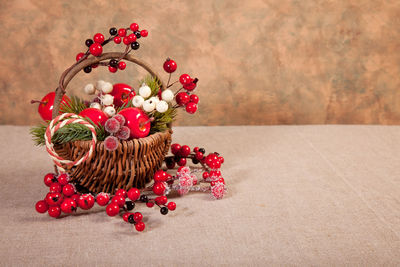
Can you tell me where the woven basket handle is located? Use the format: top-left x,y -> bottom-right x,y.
52,52 -> 166,119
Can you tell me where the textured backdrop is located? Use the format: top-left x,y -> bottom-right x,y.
0,0 -> 399,125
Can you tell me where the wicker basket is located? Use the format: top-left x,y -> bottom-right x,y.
51,52 -> 172,194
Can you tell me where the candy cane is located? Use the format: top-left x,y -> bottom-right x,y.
45,113 -> 97,172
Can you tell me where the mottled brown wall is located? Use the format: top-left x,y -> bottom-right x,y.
0,0 -> 399,126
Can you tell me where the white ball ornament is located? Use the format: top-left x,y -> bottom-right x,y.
156,100 -> 169,113
142,99 -> 156,112
103,106 -> 116,117
149,96 -> 160,105
83,84 -> 96,95
161,89 -> 174,102
101,82 -> 113,94
102,94 -> 114,106
96,80 -> 106,90
139,83 -> 151,98
132,95 -> 144,107
90,102 -> 102,110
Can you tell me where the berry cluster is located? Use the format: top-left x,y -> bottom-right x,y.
104,114 -> 130,151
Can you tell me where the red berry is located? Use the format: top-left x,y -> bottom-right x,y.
163,59 -> 177,73
114,36 -> 121,44
179,145 -> 191,157
35,200 -> 49,213
183,79 -> 197,91
118,28 -> 127,37
123,212 -> 132,222
108,66 -> 117,73
45,192 -> 63,206
193,147 -> 199,152
135,221 -> 145,231
130,23 -> 139,32
190,94 -> 199,104
70,193 -> 80,204
76,52 -> 85,62
62,184 -> 75,197
44,173 -> 56,187
171,143 -> 181,155
202,172 -> 209,179
118,61 -> 126,70
140,30 -> 148,37
152,182 -> 166,196
57,173 -> 69,186
179,74 -> 191,85
167,202 -> 176,211
78,194 -> 95,210
146,201 -> 154,208
127,188 -> 140,201
123,36 -> 130,45
177,158 -> 187,166
219,156 -> 224,164
210,170 -> 221,178
111,195 -> 126,207
176,92 -> 190,106
195,152 -> 204,160
60,198 -> 77,213
185,102 -> 197,114
106,203 -> 120,216
48,206 -> 61,218
133,212 -> 143,222
115,189 -> 127,198
49,182 -> 62,193
127,33 -> 137,43
219,177 -> 225,184
154,170 -> 168,182
89,43 -> 103,57
155,196 -> 168,205
93,33 -> 105,44
96,193 -> 110,206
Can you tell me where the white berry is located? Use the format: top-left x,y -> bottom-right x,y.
83,84 -> 96,95
96,80 -> 106,90
156,100 -> 169,113
149,96 -> 160,105
142,99 -> 156,112
102,94 -> 114,106
90,102 -> 101,109
100,82 -> 113,94
103,106 -> 116,117
132,95 -> 144,107
139,83 -> 151,98
161,89 -> 174,102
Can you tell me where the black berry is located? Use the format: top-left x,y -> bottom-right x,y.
140,195 -> 148,202
160,207 -> 168,215
192,158 -> 199,164
85,39 -> 94,47
131,42 -> 140,50
84,66 -> 92,73
128,214 -> 135,224
126,201 -> 135,211
109,27 -> 118,36
109,59 -> 118,68
134,31 -> 141,39
199,148 -> 205,154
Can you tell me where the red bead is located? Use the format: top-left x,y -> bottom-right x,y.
133,212 -> 143,222
49,182 -> 62,193
152,182 -> 166,196
167,202 -> 176,211
219,156 -> 224,163
89,43 -> 103,57
93,33 -> 105,44
155,196 -> 168,205
114,36 -> 121,44
118,28 -> 127,37
193,147 -> 199,152
48,206 -> 61,218
44,173 -> 56,187
154,170 -> 167,182
219,177 -> 225,184
35,200 -> 49,213
210,170 -> 221,178
163,59 -> 177,73
179,74 -> 191,85
146,201 -> 154,208
78,194 -> 95,210
118,61 -> 126,70
127,33 -> 136,43
127,188 -> 140,201
45,192 -> 63,206
177,158 -> 187,166
57,174 -> 69,186
202,172 -> 209,179
130,23 -> 139,32
185,102 -> 198,114
171,143 -> 181,155
60,198 -> 77,213
179,145 -> 191,157
135,221 -> 145,232
123,212 -> 132,222
62,184 -> 75,197
106,203 -> 120,216
70,193 -> 80,204
183,79 -> 197,91
76,52 -> 85,62
115,189 -> 127,198
123,36 -> 130,45
195,152 -> 204,160
111,195 -> 126,207
96,193 -> 110,206
176,92 -> 190,106
108,66 -> 117,73
190,94 -> 199,104
140,30 -> 148,37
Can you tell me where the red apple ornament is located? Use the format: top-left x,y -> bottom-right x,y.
111,83 -> 136,107
31,92 -> 71,121
117,107 -> 151,139
79,108 -> 108,126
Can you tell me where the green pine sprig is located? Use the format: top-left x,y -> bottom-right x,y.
60,96 -> 87,114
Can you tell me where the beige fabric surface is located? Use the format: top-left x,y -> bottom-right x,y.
1,125 -> 399,266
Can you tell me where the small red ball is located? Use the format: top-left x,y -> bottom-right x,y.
179,74 -> 191,85
60,198 -> 77,213
176,92 -> 190,106
123,212 -> 132,222
49,182 -> 62,193
193,147 -> 199,152
76,52 -> 85,61
190,94 -> 199,104
70,193 -> 80,204
135,221 -> 145,232
179,145 -> 191,157
93,33 -> 105,44
183,79 -> 197,91
154,170 -> 167,182
195,151 -> 204,160
62,184 -> 75,197
111,195 -> 126,207
118,28 -> 127,37
210,170 -> 221,178
123,36 -> 130,45
78,194 -> 95,210
202,172 -> 209,179
177,158 -> 187,166
96,193 -> 110,206
118,61 -> 126,70
114,36 -> 121,44
185,102 -> 198,114
115,189 -> 127,198
167,202 -> 176,211
45,192 -> 63,206
130,23 -> 139,32
48,206 -> 61,218
155,196 -> 168,205
133,212 -> 143,222
219,156 -> 224,164
106,203 -> 120,216
108,66 -> 117,73
140,30 -> 148,37
35,200 -> 49,213
127,188 -> 140,201
57,174 -> 69,186
146,201 -> 154,208
163,59 -> 177,73
44,173 -> 56,187
89,43 -> 103,57
152,182 -> 166,196
127,33 -> 136,43
171,143 -> 181,155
